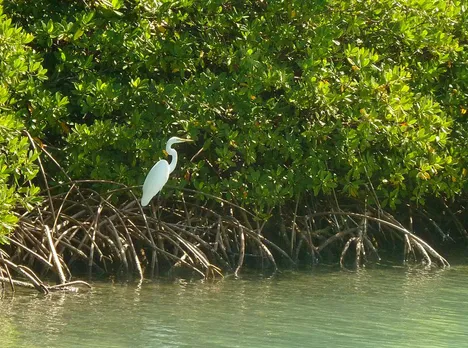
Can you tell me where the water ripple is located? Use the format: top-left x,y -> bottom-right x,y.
1,266 -> 468,347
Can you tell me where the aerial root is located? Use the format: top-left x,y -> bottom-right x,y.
339,235 -> 366,268
205,264 -> 224,279
281,208 -> 449,269
0,255 -> 91,294
6,176 -> 452,289
234,225 -> 245,278
7,181 -> 285,284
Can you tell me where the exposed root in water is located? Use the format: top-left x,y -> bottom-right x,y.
3,179 -> 286,292
2,133 -> 457,294
279,204 -> 450,269
0,256 -> 91,294
3,179 -> 454,293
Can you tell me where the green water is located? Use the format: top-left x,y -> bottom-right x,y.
1,265 -> 468,347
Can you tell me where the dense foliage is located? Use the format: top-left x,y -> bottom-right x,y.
3,0 -> 468,221
0,4 -> 44,238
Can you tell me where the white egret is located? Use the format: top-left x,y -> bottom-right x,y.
141,136 -> 193,207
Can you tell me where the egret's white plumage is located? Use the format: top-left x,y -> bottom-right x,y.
141,136 -> 192,207
141,160 -> 170,206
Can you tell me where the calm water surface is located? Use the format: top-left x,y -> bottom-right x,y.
1,265 -> 468,347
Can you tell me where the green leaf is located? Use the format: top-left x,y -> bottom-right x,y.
73,28 -> 84,40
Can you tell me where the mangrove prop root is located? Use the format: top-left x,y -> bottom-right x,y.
45,225 -> 67,284
0,253 -> 91,294
234,226 -> 245,277
3,179 -> 453,292
283,208 -> 449,268
0,258 -> 49,294
0,250 -> 14,292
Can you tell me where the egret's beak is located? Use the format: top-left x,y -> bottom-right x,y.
174,137 -> 194,144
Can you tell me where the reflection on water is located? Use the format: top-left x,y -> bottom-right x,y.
1,265 -> 468,348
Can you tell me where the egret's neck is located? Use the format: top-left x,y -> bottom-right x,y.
167,145 -> 178,174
